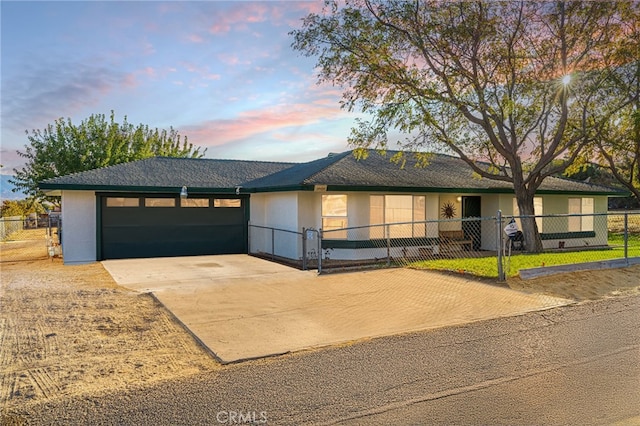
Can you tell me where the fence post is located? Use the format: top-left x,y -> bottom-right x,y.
247,222 -> 252,255
271,228 -> 275,260
386,224 -> 391,266
497,210 -> 505,282
302,227 -> 307,271
624,212 -> 629,263
317,229 -> 323,274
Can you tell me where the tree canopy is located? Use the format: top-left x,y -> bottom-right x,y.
578,14 -> 640,203
292,0 -> 639,251
11,112 -> 206,200
0,199 -> 47,218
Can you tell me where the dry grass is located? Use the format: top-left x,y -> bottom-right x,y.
0,259 -> 217,412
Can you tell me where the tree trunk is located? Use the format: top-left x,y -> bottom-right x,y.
514,193 -> 543,253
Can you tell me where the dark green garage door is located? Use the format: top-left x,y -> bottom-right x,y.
100,194 -> 248,260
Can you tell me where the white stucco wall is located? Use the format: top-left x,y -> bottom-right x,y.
61,190 -> 96,264
249,192 -> 301,260
494,193 -> 609,249
250,191 -> 612,261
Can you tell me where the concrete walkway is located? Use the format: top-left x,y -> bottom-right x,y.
103,255 -> 570,363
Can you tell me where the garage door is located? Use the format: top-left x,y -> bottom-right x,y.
100,194 -> 248,260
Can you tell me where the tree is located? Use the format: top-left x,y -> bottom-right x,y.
11,111 -> 206,200
579,7 -> 640,204
1,199 -> 46,218
292,1 -> 637,252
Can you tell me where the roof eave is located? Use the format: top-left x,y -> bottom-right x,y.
38,183 -> 238,194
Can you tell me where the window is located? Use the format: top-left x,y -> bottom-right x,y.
369,195 -> 427,238
385,195 -> 413,238
214,199 -> 241,208
106,197 -> 139,207
413,196 -> 426,237
513,197 -> 543,232
322,194 -> 348,239
568,198 -> 594,232
145,198 -> 176,207
180,198 -> 209,208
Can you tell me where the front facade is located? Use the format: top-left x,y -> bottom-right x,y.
40,151 -> 621,264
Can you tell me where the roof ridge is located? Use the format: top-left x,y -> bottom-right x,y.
40,156 -> 158,183
154,156 -> 297,166
301,151 -> 352,184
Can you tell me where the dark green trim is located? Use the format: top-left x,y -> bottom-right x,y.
250,184 -> 623,196
323,232 -> 597,249
40,183 -> 239,193
242,197 -> 250,254
540,231 -> 596,240
96,194 -> 102,261
95,191 -> 246,198
322,237 -> 439,249
43,182 -> 625,197
249,185 -> 310,193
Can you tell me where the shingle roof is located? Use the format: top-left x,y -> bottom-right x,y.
39,150 -> 623,195
39,157 -> 294,192
247,150 -> 623,195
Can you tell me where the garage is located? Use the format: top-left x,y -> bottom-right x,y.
99,194 -> 248,260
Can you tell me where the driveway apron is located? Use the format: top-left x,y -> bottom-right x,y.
102,255 -> 570,363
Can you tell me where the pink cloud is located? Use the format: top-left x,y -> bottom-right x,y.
181,102 -> 350,148
122,73 -> 138,88
209,23 -> 231,35
290,2 -> 325,15
217,53 -> 251,66
1,149 -> 26,173
142,67 -> 156,78
178,62 -> 223,83
207,3 -> 288,35
188,34 -> 204,43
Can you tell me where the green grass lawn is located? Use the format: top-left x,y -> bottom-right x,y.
410,234 -> 640,278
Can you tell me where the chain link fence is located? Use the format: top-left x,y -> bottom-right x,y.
249,211 -> 640,279
0,214 -> 62,262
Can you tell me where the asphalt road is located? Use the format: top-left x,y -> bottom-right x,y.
10,295 -> 640,425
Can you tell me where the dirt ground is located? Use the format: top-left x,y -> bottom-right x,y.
508,264 -> 640,300
1,258 -> 639,416
0,259 -> 216,414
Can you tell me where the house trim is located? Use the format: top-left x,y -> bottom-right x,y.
540,231 -> 597,240
249,184 -> 623,197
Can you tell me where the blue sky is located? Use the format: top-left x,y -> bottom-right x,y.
1,1 -> 363,175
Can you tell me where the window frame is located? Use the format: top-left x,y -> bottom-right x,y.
213,199 -> 242,208
369,195 -> 428,238
105,197 -> 140,208
568,197 -> 594,232
180,198 -> 210,208
322,194 -> 348,239
144,197 -> 177,208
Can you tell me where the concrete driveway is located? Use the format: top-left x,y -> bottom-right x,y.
102,255 -> 570,363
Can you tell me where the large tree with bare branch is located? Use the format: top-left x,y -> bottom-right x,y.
292,0 -> 637,252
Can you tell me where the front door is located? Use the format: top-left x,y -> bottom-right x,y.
462,196 -> 482,250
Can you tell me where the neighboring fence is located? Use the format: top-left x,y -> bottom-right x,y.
249,211 -> 640,279
0,214 -> 62,262
0,216 -> 23,241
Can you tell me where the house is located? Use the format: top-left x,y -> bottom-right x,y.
39,150 -> 623,264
